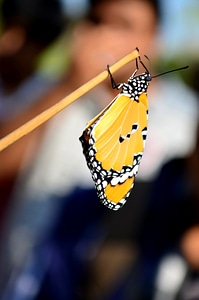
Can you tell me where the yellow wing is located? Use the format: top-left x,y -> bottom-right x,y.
80,93 -> 148,210
93,93 -> 148,170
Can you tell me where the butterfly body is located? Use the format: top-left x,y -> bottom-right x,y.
79,54 -> 189,210
80,61 -> 151,210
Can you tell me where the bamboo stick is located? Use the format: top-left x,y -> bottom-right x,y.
0,48 -> 139,152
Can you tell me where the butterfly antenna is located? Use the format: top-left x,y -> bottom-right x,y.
152,65 -> 189,78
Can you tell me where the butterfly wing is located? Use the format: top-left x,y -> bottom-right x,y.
80,92 -> 148,210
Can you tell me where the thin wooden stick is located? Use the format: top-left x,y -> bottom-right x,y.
0,48 -> 139,152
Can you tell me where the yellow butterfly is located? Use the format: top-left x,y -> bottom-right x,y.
80,53 -> 188,210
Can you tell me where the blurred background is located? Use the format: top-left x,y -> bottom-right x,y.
0,0 -> 199,299
34,0 -> 199,76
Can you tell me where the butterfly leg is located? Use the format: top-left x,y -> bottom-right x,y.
107,65 -> 122,90
138,55 -> 150,73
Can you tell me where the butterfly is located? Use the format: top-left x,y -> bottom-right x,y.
79,52 -> 188,211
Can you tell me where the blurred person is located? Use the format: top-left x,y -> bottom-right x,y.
133,120 -> 199,300
0,0 -> 69,293
143,68 -> 199,300
0,0 -> 65,206
66,1 -> 199,298
68,0 -> 198,180
67,0 -> 159,95
0,0 -> 105,297
1,0 -> 163,298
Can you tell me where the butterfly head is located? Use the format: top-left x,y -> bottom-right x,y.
129,72 -> 152,83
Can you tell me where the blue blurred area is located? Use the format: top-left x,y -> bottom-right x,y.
61,0 -> 89,18
159,0 -> 199,57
